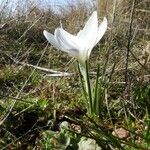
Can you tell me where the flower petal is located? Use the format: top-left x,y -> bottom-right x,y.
77,11 -> 98,50
95,17 -> 107,45
55,28 -> 84,59
43,30 -> 63,50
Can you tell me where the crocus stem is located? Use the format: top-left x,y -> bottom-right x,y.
79,62 -> 93,115
78,63 -> 90,113
78,63 -> 87,103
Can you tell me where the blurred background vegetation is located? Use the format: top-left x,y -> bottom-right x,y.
0,0 -> 150,149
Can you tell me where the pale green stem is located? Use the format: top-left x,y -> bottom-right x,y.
78,63 -> 87,103
79,63 -> 88,91
79,61 -> 93,115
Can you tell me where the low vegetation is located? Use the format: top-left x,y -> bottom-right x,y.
0,0 -> 149,149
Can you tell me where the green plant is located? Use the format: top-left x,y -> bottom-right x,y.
38,121 -> 79,150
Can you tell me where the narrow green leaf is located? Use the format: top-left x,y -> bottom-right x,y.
93,63 -> 100,115
85,61 -> 93,115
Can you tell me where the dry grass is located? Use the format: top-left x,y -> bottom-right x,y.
0,0 -> 150,149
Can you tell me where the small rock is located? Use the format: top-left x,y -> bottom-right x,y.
78,137 -> 102,150
112,127 -> 129,139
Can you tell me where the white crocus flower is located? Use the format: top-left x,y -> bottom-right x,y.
43,11 -> 107,65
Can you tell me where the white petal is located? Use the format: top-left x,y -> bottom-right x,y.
95,17 -> 107,45
77,11 -> 98,50
55,28 -> 84,58
43,30 -> 62,50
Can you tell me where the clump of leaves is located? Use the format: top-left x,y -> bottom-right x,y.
37,121 -> 79,150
